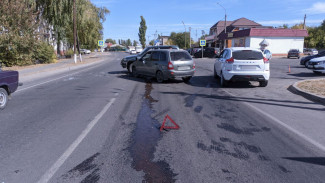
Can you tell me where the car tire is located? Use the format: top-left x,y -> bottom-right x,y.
156,71 -> 164,83
259,80 -> 268,87
213,66 -> 218,79
182,76 -> 192,82
220,73 -> 228,87
304,61 -> 309,68
287,56 -> 290,58
298,56 -> 300,59
127,63 -> 132,73
0,88 -> 8,110
132,66 -> 138,77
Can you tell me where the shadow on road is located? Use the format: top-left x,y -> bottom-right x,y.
283,157 -> 325,166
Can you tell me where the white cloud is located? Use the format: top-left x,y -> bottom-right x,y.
305,2 -> 325,14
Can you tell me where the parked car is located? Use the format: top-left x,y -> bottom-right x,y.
135,46 -> 143,53
194,47 -> 220,58
80,49 -> 91,54
262,49 -> 272,60
307,56 -> 325,74
130,49 -> 137,54
287,49 -> 300,59
214,47 -> 270,87
300,51 -> 325,68
0,67 -> 19,110
131,50 -> 195,83
121,45 -> 179,72
304,48 -> 318,55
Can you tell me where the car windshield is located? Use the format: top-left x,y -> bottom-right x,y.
170,51 -> 192,61
232,50 -> 264,60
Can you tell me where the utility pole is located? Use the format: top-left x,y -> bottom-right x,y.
73,0 -> 77,63
189,27 -> 191,49
182,21 -> 186,49
147,35 -> 150,45
217,2 -> 227,49
196,29 -> 198,43
303,14 -> 306,29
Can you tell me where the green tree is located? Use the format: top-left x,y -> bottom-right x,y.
138,16 -> 147,48
105,38 -> 116,44
169,32 -> 192,49
291,23 -> 304,29
149,40 -> 155,46
133,40 -> 138,46
0,0 -> 40,66
126,39 -> 132,47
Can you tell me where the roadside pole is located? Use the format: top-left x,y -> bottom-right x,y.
200,39 -> 206,58
73,0 -> 77,64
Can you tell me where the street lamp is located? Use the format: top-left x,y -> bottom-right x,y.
217,2 -> 227,49
182,21 -> 186,49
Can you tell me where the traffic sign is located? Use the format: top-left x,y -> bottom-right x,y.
98,40 -> 104,47
200,40 -> 206,47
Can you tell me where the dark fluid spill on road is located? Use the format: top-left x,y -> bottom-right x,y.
129,82 -> 177,183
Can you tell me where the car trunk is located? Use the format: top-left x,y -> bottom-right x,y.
170,52 -> 193,71
230,50 -> 265,71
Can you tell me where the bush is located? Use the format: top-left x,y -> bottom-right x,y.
65,49 -> 74,58
33,42 -> 56,64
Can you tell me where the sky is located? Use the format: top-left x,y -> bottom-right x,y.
90,0 -> 325,44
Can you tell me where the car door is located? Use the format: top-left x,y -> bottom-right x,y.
215,49 -> 228,76
136,51 -> 152,75
144,51 -> 160,76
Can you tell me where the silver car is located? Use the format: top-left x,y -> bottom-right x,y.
131,50 -> 195,83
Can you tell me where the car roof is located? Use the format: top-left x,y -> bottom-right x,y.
228,47 -> 262,52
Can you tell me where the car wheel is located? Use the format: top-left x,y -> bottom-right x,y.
259,80 -> 268,87
156,71 -> 164,83
182,76 -> 192,82
213,66 -> 218,79
220,73 -> 228,87
287,56 -> 290,58
304,61 -> 309,68
298,56 -> 300,59
127,63 -> 132,73
0,88 -> 8,110
132,66 -> 138,77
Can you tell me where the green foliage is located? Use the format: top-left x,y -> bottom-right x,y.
0,0 -> 39,66
33,42 -> 56,64
169,32 -> 192,49
65,49 -> 74,56
133,40 -> 139,46
105,38 -> 116,44
138,16 -> 147,48
305,20 -> 325,49
291,23 -> 304,29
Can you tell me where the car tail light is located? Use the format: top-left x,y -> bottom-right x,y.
214,50 -> 217,54
226,57 -> 234,63
263,57 -> 269,63
168,61 -> 174,70
193,62 -> 195,69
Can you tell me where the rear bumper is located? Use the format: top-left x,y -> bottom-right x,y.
165,69 -> 195,79
224,71 -> 270,81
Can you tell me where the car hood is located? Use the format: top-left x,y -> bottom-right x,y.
123,55 -> 138,61
310,56 -> 325,62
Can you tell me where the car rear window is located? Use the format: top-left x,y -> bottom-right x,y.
170,51 -> 192,61
232,50 -> 263,60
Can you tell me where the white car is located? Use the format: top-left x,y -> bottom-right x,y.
307,56 -> 325,74
214,47 -> 270,87
130,49 -> 137,54
135,46 -> 143,53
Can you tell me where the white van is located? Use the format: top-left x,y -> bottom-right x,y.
135,46 -> 143,53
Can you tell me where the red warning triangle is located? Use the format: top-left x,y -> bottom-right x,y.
160,114 -> 180,131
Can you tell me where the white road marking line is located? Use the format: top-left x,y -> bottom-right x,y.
17,62 -> 105,93
37,97 -> 117,183
223,90 -> 325,152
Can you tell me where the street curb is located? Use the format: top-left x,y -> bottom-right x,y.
289,79 -> 325,106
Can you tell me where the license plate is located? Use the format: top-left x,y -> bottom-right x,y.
241,65 -> 256,70
178,66 -> 190,70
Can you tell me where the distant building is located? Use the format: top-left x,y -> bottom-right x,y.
206,17 -> 309,56
218,28 -> 308,55
160,36 -> 170,45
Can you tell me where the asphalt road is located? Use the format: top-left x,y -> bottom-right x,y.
0,52 -> 325,183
